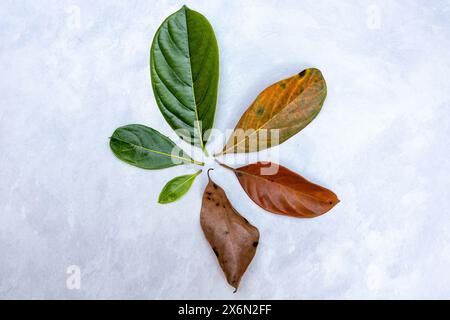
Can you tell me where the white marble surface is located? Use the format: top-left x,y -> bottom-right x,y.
1,0 -> 450,299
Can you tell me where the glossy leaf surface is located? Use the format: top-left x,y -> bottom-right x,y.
150,6 -> 219,151
110,124 -> 203,169
219,68 -> 327,155
200,170 -> 260,290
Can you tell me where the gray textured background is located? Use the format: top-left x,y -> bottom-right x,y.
1,0 -> 450,299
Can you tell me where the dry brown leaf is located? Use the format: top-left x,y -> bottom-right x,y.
200,169 -> 260,291
218,161 -> 339,218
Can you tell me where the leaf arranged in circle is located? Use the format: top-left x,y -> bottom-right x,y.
219,161 -> 339,218
200,170 -> 260,291
106,4 -> 340,293
110,124 -> 203,170
158,170 -> 202,204
217,68 -> 327,155
150,5 -> 219,152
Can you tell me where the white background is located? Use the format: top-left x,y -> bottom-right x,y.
1,0 -> 450,299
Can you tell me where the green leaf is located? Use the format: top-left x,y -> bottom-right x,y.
158,170 -> 203,204
150,5 -> 219,153
110,124 -> 204,170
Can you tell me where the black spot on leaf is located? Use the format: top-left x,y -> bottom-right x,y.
256,106 -> 265,116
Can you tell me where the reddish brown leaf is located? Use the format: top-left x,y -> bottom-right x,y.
218,161 -> 339,218
200,169 -> 260,291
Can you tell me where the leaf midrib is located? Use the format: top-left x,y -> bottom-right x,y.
221,91 -> 302,155
111,136 -> 193,164
235,168 -> 333,205
162,170 -> 201,200
221,189 -> 240,273
183,7 -> 206,152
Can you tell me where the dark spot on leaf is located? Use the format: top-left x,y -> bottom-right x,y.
213,248 -> 219,257
329,201 -> 333,205
256,106 -> 264,116
206,192 -> 212,196
207,197 -> 211,200
253,241 -> 259,247
225,231 -> 229,235
213,184 -> 218,189
279,82 -> 286,89
299,70 -> 306,78
223,205 -> 226,208
216,203 -> 220,206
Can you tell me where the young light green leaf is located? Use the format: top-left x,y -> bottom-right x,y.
150,5 -> 219,154
158,170 -> 203,204
110,124 -> 204,170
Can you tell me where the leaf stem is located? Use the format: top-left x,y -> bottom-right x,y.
202,146 -> 210,157
214,159 -> 236,172
207,168 -> 214,180
192,159 -> 205,166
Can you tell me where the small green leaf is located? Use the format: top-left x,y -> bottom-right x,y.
150,5 -> 219,153
110,124 -> 204,170
158,170 -> 203,204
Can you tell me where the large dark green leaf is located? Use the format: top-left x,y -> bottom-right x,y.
158,170 -> 202,204
150,5 -> 219,153
110,124 -> 204,169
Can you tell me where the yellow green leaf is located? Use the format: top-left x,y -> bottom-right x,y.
217,68 -> 327,155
